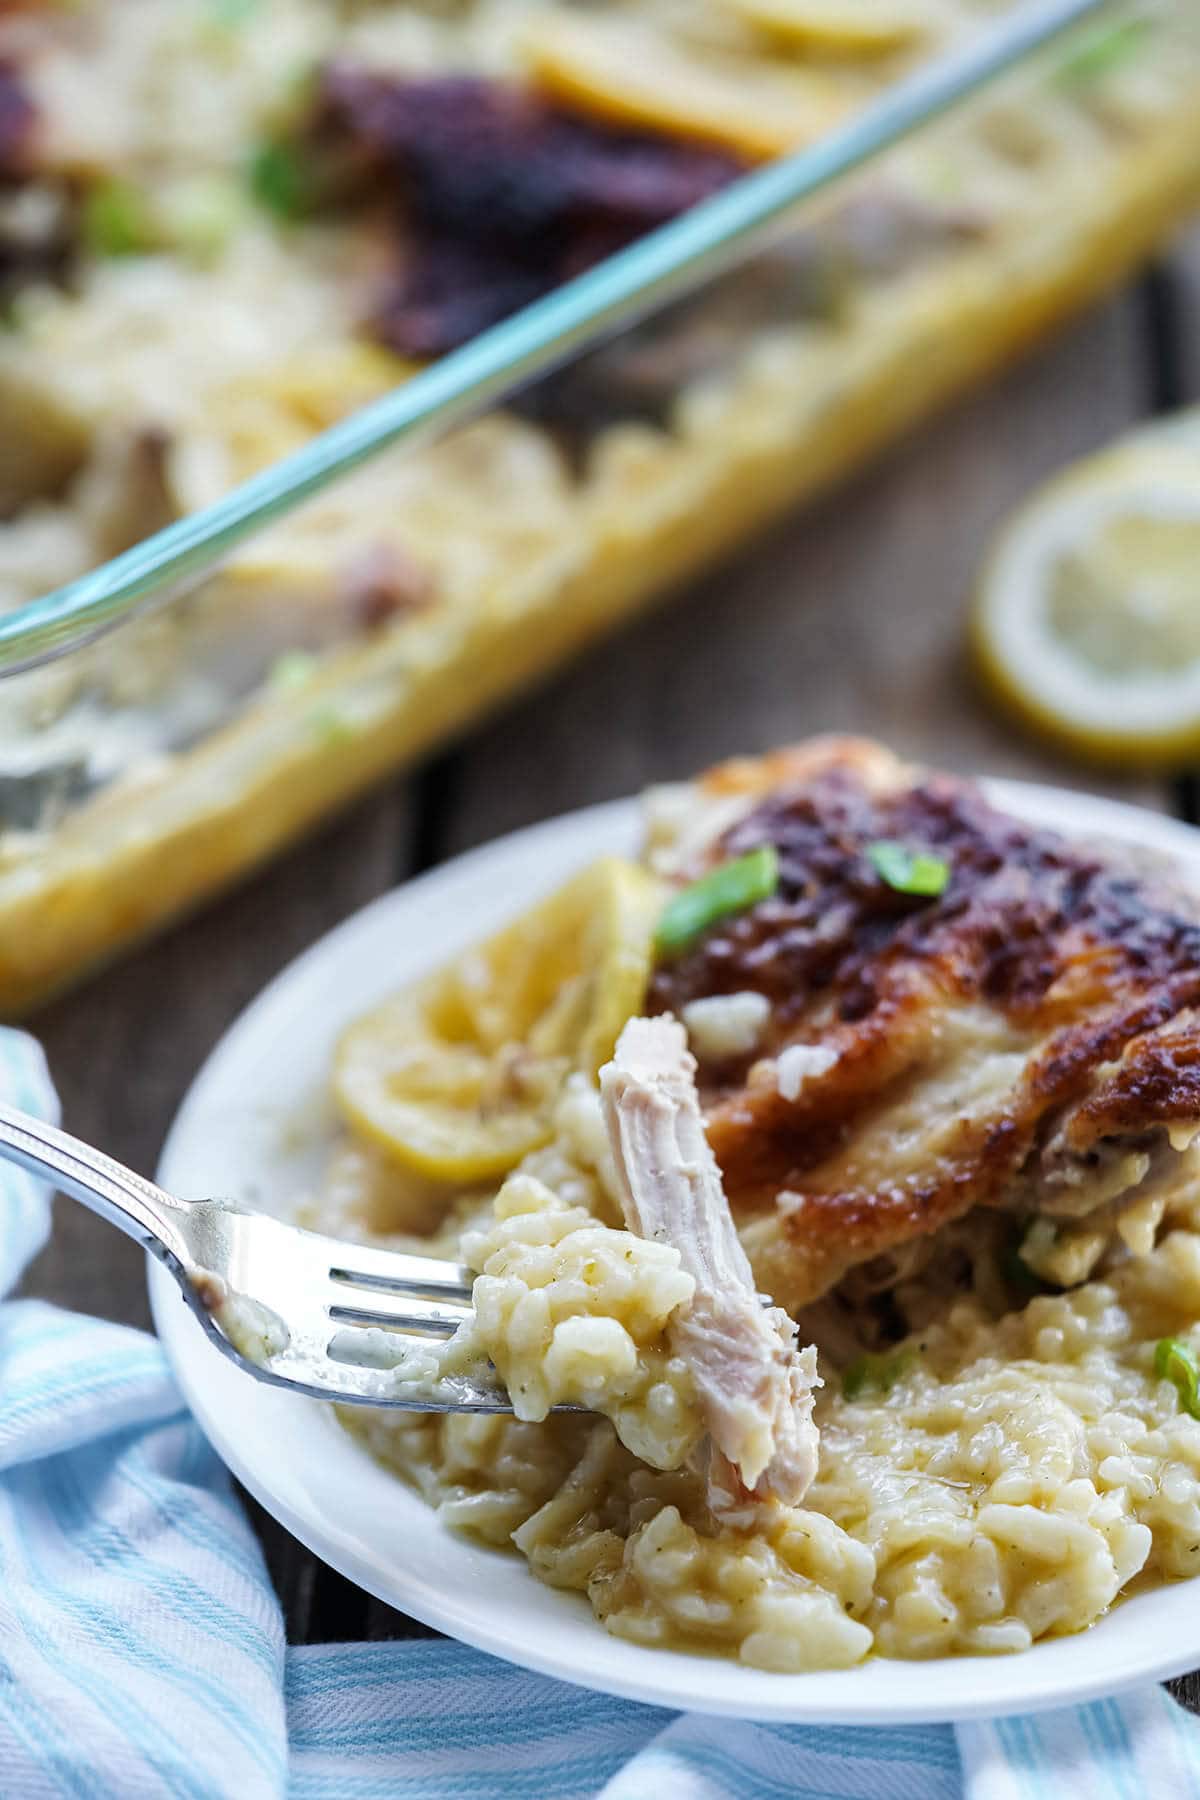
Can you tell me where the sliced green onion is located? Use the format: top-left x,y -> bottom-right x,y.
82,179 -> 158,258
1155,1337 -> 1200,1420
867,840 -> 950,898
160,175 -> 244,264
248,141 -> 307,221
842,1349 -> 913,1402
267,650 -> 318,694
1056,16 -> 1150,89
654,845 -> 779,958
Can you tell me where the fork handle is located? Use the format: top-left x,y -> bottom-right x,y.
0,1100 -> 193,1268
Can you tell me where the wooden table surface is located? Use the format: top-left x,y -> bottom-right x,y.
19,224 -> 1200,1692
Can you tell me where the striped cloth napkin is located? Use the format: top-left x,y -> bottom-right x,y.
3,1027 -> 1200,1800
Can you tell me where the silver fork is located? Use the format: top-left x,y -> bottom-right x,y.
0,1100 -> 516,1413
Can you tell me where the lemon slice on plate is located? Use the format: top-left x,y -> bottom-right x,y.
333,857 -> 664,1181
972,412 -> 1200,768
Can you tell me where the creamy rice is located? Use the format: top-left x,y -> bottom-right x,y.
447,1172 -> 700,1469
326,1076 -> 1200,1671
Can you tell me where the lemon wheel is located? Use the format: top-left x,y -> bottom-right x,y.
721,0 -> 932,55
333,858 -> 665,1182
972,410 -> 1200,769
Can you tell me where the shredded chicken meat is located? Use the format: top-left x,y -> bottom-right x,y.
601,1014 -> 821,1512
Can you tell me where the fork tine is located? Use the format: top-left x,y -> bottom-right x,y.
0,1106 -> 513,1410
327,1290 -> 473,1337
218,1338 -> 516,1411
324,1239 -> 474,1302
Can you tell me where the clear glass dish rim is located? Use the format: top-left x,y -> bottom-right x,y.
0,0 -> 1110,676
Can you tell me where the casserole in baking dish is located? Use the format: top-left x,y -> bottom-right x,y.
1,0 -> 1198,1012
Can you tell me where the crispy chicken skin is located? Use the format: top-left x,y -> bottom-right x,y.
601,1015 -> 820,1510
647,737 -> 1200,1313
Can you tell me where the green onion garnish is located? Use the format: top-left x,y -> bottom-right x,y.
82,179 -> 158,258
1056,17 -> 1150,89
867,840 -> 950,898
842,1350 -> 913,1402
248,141 -> 307,221
1155,1337 -> 1200,1420
267,650 -> 318,694
655,845 -> 779,958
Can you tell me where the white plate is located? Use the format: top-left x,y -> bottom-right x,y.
154,779 -> 1200,1724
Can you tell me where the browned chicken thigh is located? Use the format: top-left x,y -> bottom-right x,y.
647,739 -> 1200,1316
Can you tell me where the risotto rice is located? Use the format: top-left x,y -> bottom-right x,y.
324,1079 -> 1200,1670
314,744 -> 1200,1670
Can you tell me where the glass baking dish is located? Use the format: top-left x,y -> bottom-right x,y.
0,0 -> 1197,1012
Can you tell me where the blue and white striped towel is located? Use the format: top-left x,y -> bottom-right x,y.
2,1026 -> 1200,1800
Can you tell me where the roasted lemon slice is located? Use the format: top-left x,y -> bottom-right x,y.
972,413 -> 1200,768
523,13 -> 845,159
334,858 -> 665,1181
719,0 -> 934,54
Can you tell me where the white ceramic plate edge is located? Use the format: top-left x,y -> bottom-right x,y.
152,780 -> 1200,1723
